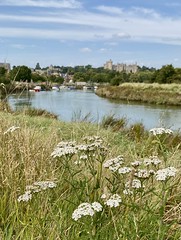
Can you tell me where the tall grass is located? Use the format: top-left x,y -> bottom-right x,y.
0,111 -> 181,239
96,83 -> 181,105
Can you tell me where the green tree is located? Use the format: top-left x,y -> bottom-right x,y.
31,73 -> 46,83
155,65 -> 175,84
10,65 -> 32,82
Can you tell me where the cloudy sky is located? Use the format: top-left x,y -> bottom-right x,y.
0,0 -> 181,69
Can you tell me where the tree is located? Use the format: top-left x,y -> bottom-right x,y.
0,67 -> 10,84
10,65 -> 32,82
31,73 -> 46,83
0,67 -> 7,76
155,65 -> 175,84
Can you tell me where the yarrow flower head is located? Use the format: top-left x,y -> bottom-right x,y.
125,179 -> 142,189
4,126 -> 20,135
143,156 -> 161,166
155,167 -> 177,181
118,167 -> 132,174
131,161 -> 141,168
123,189 -> 133,195
72,202 -> 102,221
134,169 -> 150,179
51,141 -> 77,158
33,181 -> 57,190
18,181 -> 56,202
103,156 -> 124,172
17,191 -> 32,202
105,194 -> 122,208
149,127 -> 173,136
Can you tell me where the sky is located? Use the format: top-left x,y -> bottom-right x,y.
0,0 -> 181,69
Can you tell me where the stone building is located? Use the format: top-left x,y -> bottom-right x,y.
104,60 -> 138,73
0,62 -> 11,72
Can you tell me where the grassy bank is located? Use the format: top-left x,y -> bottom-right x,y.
96,83 -> 181,105
0,109 -> 181,239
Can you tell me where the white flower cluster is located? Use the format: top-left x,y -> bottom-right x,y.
149,127 -> 173,136
33,181 -> 57,190
131,161 -> 141,167
125,179 -> 142,189
72,202 -> 102,221
105,194 -> 122,208
18,181 -> 57,202
17,191 -> 32,202
155,167 -> 177,181
143,156 -> 161,166
4,126 -> 20,135
103,156 -> 124,172
51,141 -> 77,158
134,169 -> 150,179
51,137 -> 106,159
118,167 -> 132,174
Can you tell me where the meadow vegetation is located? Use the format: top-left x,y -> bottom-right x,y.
0,103 -> 181,239
96,83 -> 181,105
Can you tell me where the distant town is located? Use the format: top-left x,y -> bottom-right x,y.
0,60 -> 180,91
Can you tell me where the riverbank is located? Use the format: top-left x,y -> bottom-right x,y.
96,83 -> 181,105
0,109 -> 181,239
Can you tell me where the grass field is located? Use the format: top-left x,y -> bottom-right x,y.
0,107 -> 181,239
96,83 -> 181,105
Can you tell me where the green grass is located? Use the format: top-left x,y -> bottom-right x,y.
0,110 -> 181,240
96,83 -> 181,105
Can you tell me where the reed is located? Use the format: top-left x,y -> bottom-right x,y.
96,83 -> 181,105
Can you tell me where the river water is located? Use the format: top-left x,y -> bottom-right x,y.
8,90 -> 181,131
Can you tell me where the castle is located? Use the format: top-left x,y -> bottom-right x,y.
104,59 -> 138,73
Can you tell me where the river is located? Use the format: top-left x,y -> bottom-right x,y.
8,90 -> 181,131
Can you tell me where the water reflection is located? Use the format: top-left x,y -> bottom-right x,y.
8,90 -> 181,131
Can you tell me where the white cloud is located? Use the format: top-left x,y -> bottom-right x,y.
0,0 -> 82,8
96,5 -> 123,15
80,47 -> 92,52
0,5 -> 181,46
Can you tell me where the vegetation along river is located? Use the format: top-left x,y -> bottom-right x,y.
8,90 -> 181,131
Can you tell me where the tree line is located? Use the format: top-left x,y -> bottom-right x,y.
0,64 -> 181,86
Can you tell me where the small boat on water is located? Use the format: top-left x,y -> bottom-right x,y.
33,86 -> 41,92
52,86 -> 60,91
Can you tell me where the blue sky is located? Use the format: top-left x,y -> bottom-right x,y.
0,0 -> 181,69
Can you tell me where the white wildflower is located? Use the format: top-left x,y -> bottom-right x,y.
77,144 -> 89,151
80,154 -> 88,160
33,181 -> 57,190
51,146 -> 77,158
134,169 -> 150,179
105,194 -> 122,208
118,167 -> 132,174
144,156 -> 161,166
72,202 -> 102,221
131,161 -> 141,167
123,189 -> 133,195
103,156 -> 124,172
126,179 -> 142,189
18,191 -> 32,202
101,194 -> 107,199
4,126 -> 20,134
155,167 -> 177,181
92,202 -> 103,212
25,185 -> 41,193
149,127 -> 173,136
